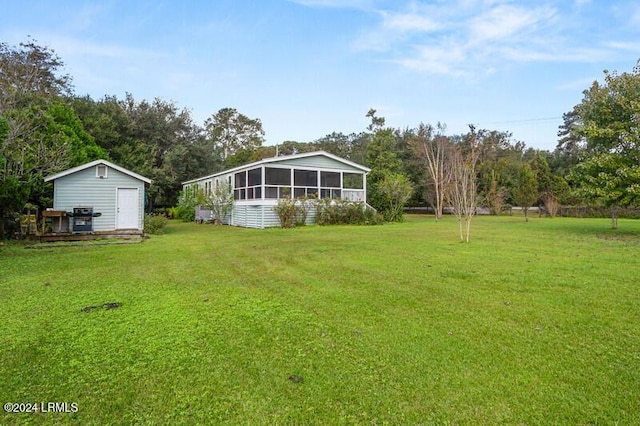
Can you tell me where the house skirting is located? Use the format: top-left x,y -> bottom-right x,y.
198,201 -> 317,229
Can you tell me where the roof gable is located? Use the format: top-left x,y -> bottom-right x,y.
44,159 -> 152,184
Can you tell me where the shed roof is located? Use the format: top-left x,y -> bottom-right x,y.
182,150 -> 370,185
44,159 -> 152,184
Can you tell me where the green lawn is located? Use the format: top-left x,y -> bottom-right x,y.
1,215 -> 639,425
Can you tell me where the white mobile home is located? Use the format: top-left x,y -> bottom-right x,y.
44,159 -> 151,233
183,151 -> 370,228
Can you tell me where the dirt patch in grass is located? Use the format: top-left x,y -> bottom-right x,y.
81,302 -> 122,313
596,233 -> 640,244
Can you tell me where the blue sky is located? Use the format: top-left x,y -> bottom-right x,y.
2,1 -> 640,151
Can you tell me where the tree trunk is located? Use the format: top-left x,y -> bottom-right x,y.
465,217 -> 471,243
611,207 -> 618,229
524,207 -> 529,222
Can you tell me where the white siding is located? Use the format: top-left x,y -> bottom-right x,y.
53,165 -> 145,231
262,208 -> 281,228
238,202 -> 317,228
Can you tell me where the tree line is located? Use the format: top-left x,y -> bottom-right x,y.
1,39 -> 638,237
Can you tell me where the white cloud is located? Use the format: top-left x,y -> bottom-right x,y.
606,41 -> 640,51
353,1 -> 635,77
556,77 -> 599,91
629,3 -> 640,25
573,0 -> 591,7
468,4 -> 556,42
287,0 -> 377,9
397,42 -> 467,76
67,3 -> 107,31
43,34 -> 166,60
380,10 -> 442,33
501,45 -> 616,63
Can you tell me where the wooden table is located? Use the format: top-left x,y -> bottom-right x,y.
42,210 -> 67,233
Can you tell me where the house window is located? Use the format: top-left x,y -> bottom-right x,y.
265,167 -> 292,199
321,171 -> 340,187
294,169 -> 318,198
247,168 -> 261,200
320,188 -> 342,199
96,165 -> 108,179
234,168 -> 262,200
248,168 -> 261,186
320,171 -> 341,199
343,173 -> 363,189
265,187 -> 278,199
265,186 -> 290,199
233,171 -> 246,200
234,171 -> 246,188
294,169 -> 317,186
265,167 -> 290,185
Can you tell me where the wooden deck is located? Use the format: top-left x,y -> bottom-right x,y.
38,230 -> 145,242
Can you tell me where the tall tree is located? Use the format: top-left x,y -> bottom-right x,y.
512,163 -> 539,222
70,95 -> 130,160
530,152 -> 570,217
556,107 -> 583,167
314,132 -> 351,158
485,169 -> 507,215
564,60 -> 640,227
410,122 -> 451,220
204,107 -> 265,162
0,39 -> 72,112
0,40 -> 106,236
118,94 -> 205,208
376,173 -> 413,222
366,108 -> 385,132
365,110 -> 404,218
446,126 -> 480,242
0,100 -> 106,236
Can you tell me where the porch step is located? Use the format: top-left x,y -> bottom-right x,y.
39,231 -> 144,243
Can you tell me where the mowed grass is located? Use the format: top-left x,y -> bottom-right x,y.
1,215 -> 639,425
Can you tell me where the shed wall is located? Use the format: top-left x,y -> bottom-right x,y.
53,165 -> 145,231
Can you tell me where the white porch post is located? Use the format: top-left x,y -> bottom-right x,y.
363,172 -> 368,204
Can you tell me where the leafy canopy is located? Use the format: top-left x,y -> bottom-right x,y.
566,60 -> 640,209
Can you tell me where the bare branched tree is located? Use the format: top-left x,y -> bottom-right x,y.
445,127 -> 479,242
411,122 -> 452,221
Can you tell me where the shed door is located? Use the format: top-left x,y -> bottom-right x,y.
116,188 -> 139,229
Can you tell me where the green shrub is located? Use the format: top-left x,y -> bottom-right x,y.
167,207 -> 180,219
315,199 -> 383,226
273,197 -> 316,228
152,207 -> 168,217
295,197 -> 314,226
175,188 -> 205,222
274,197 -> 299,228
558,206 -> 640,219
144,214 -> 168,234
275,197 -> 383,228
363,206 -> 385,225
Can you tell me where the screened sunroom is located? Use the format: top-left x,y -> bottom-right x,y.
183,151 -> 370,228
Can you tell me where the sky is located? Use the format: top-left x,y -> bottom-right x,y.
2,1 -> 640,151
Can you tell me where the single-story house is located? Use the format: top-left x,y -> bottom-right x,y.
44,159 -> 151,233
183,150 -> 370,228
